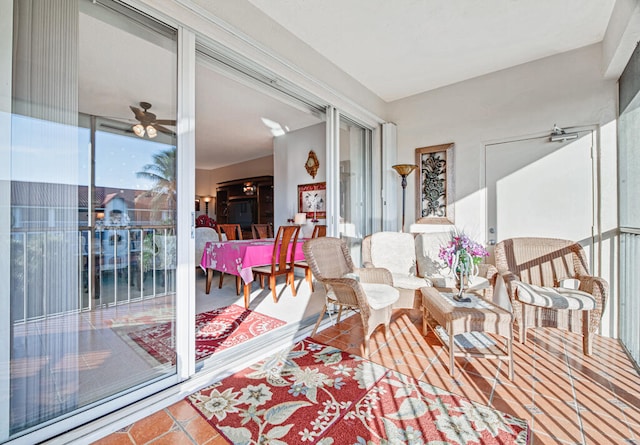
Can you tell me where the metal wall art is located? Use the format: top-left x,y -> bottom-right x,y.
415,143 -> 454,224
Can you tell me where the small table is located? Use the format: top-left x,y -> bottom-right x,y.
421,286 -> 514,380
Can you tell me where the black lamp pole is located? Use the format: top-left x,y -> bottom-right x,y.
392,164 -> 418,232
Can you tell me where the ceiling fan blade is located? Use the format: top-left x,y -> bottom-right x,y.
155,119 -> 176,126
100,123 -> 134,134
129,105 -> 145,121
154,124 -> 174,135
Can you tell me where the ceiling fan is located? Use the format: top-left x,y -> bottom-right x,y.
129,101 -> 176,138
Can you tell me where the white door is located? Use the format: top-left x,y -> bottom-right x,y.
485,130 -> 595,259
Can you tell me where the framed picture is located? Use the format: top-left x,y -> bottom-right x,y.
194,198 -> 200,212
415,143 -> 454,224
298,182 -> 326,219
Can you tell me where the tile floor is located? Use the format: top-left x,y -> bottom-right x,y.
93,309 -> 640,445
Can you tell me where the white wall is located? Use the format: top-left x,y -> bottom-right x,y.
195,155 -> 274,196
274,123 -> 326,237
389,43 -> 617,236
388,43 -> 618,336
195,168 -> 211,197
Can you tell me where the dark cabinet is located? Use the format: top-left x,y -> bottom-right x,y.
216,176 -> 273,238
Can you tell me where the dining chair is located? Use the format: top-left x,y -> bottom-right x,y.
303,236 -> 399,357
252,225 -> 300,303
251,223 -> 273,239
216,224 -> 243,293
295,224 -> 327,291
216,224 -> 242,240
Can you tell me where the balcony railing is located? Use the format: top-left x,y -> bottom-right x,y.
10,225 -> 176,323
620,228 -> 640,367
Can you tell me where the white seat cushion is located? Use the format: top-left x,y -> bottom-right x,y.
361,283 -> 399,310
516,282 -> 596,310
391,273 -> 431,290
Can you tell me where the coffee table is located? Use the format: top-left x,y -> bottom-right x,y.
421,286 -> 514,380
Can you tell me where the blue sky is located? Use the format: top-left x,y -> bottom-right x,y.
11,114 -> 174,191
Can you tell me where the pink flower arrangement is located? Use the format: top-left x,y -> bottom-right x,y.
438,232 -> 489,274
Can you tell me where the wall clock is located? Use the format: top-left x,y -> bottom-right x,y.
305,150 -> 320,178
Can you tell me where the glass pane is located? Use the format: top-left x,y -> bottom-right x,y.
618,44 -> 640,368
9,0 -> 177,435
339,120 -> 372,265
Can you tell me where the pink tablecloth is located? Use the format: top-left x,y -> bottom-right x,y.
200,239 -> 306,285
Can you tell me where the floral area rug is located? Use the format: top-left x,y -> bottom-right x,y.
187,339 -> 529,445
126,305 -> 285,364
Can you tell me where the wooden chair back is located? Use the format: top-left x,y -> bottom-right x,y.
270,225 -> 300,274
217,224 -> 242,241
311,224 -> 327,238
251,223 -> 273,239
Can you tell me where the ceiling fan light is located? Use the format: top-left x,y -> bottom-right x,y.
146,125 -> 157,138
132,123 -> 145,137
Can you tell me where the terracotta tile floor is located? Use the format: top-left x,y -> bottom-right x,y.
94,309 -> 640,445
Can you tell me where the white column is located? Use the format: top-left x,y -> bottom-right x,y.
326,106 -> 340,237
381,122 -> 398,231
175,26 -> 196,379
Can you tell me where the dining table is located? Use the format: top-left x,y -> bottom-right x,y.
200,238 -> 306,308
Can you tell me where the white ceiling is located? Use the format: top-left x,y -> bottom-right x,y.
194,63 -> 322,170
78,8 -> 321,171
247,0 -> 616,102
79,0 -> 617,170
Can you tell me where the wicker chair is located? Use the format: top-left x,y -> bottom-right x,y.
303,237 -> 399,356
295,224 -> 327,291
494,237 -> 608,355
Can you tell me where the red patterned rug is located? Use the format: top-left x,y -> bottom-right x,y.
187,339 -> 530,444
127,305 -> 286,364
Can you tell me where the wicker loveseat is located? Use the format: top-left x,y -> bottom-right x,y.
362,231 -> 496,309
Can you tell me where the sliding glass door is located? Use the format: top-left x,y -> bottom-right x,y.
4,0 -> 179,438
338,117 -> 373,264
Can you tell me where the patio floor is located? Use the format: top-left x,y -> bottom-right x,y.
93,309 -> 640,445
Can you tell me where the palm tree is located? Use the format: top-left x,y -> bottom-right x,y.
136,147 -> 176,218
137,147 -> 176,277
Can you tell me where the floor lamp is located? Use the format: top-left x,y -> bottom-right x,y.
392,164 -> 418,232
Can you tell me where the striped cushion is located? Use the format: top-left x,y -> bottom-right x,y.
516,282 -> 596,310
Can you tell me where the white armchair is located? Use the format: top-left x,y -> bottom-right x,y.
195,227 -> 221,270
362,232 -> 429,309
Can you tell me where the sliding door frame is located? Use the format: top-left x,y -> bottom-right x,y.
0,0 -> 13,441
2,0 -> 388,441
